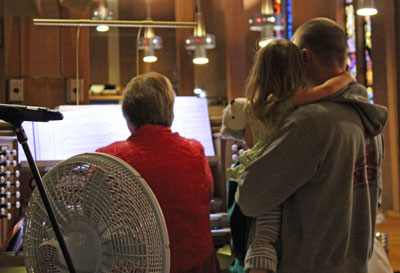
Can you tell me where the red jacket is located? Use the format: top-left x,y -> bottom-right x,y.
97,124 -> 218,273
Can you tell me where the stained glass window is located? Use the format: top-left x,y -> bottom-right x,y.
286,0 -> 292,39
364,16 -> 374,102
270,0 -> 292,40
345,0 -> 374,103
345,0 -> 357,78
274,0 -> 283,39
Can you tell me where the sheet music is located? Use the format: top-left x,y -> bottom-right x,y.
18,97 -> 215,162
172,97 -> 215,157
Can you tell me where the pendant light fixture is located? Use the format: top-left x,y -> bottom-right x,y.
356,0 -> 378,16
185,0 -> 216,65
139,24 -> 162,63
138,0 -> 162,63
91,0 -> 113,32
249,0 -> 284,47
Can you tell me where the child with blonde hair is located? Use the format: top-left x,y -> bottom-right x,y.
222,38 -> 354,273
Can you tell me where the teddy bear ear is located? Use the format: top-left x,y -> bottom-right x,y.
230,99 -> 236,105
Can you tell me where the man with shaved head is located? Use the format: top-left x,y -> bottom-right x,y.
292,17 -> 348,86
236,18 -> 387,273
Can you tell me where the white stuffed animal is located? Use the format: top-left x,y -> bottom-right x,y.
220,98 -> 249,141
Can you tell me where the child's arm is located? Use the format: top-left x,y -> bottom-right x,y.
293,71 -> 355,106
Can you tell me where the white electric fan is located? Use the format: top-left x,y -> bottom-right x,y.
23,152 -> 170,273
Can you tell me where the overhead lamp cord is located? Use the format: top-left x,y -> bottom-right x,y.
196,0 -> 201,12
146,0 -> 151,18
76,26 -> 81,105
136,27 -> 143,76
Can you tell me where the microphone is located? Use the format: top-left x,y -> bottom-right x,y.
0,104 -> 63,125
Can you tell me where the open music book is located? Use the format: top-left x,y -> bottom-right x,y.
19,97 -> 215,162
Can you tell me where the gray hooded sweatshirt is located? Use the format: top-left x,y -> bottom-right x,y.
236,83 -> 388,273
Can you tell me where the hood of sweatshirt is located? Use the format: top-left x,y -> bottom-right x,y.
322,83 -> 388,137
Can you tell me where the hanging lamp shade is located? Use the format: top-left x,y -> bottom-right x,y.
356,0 -> 378,16
91,0 -> 113,32
185,11 -> 215,65
249,0 -> 284,46
138,23 -> 163,63
193,45 -> 209,64
143,45 -> 157,63
261,0 -> 274,15
193,12 -> 207,37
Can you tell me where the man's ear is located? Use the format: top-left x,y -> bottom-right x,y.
301,48 -> 311,67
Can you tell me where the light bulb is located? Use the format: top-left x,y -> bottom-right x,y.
356,8 -> 378,16
143,56 -> 157,63
96,25 -> 109,32
193,46 -> 209,65
193,57 -> 209,65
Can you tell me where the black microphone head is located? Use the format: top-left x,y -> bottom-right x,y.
0,104 -> 64,126
44,109 -> 63,121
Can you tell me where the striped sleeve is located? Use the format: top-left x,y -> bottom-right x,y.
244,206 -> 281,273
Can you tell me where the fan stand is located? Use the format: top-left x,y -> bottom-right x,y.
13,122 -> 77,273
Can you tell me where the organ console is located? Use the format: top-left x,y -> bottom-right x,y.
0,106 -> 234,253
0,122 -> 21,245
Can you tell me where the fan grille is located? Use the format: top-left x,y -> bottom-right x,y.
24,152 -> 170,273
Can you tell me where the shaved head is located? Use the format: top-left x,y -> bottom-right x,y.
292,17 -> 348,69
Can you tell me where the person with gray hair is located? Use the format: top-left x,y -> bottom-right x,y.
97,72 -> 220,273
236,18 -> 388,273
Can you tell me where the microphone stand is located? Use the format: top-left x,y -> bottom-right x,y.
14,122 -> 76,273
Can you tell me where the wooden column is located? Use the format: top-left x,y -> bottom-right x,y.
371,0 -> 399,212
174,0 -> 195,96
224,0 -> 247,101
355,14 -> 367,86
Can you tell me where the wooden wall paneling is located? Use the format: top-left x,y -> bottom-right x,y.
20,17 -> 61,79
3,0 -> 41,17
174,0 -> 195,96
39,0 -> 60,18
23,78 -> 66,108
291,0 -> 345,31
118,0 -> 144,85
3,16 -> 21,79
88,1 -> 108,85
89,27 -> 109,84
3,13 -> 23,104
371,0 -> 399,212
107,0 -> 120,86
0,1 -> 6,103
119,27 -> 137,85
224,0 -> 248,102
